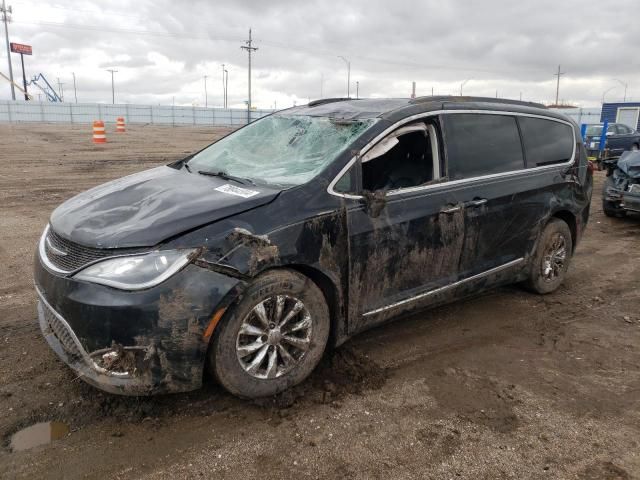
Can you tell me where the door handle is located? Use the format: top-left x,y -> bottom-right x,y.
440,204 -> 462,214
464,198 -> 487,207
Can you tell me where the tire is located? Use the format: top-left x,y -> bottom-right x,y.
209,269 -> 330,398
525,218 -> 573,295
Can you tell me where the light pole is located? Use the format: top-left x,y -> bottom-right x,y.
221,64 -> 225,108
72,72 -> 77,103
1,0 -> 15,100
601,86 -> 616,104
338,56 -> 350,98
203,75 -> 209,107
106,69 -> 117,104
224,68 -> 228,108
613,78 -> 628,102
460,78 -> 471,96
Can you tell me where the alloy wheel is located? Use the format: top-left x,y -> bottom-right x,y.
541,233 -> 567,282
235,295 -> 312,379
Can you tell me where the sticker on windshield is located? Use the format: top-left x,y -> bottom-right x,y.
215,184 -> 260,198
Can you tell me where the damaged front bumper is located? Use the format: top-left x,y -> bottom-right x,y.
35,257 -> 243,396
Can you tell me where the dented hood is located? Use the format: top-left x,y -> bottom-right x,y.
617,151 -> 640,179
49,166 -> 280,248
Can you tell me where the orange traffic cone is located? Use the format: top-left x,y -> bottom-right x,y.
93,120 -> 106,143
116,117 -> 126,133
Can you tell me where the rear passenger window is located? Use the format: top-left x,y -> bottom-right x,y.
443,114 -> 524,180
518,117 -> 574,167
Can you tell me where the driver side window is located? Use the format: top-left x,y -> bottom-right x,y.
361,122 -> 441,192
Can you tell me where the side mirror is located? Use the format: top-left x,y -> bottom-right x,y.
606,131 -> 614,137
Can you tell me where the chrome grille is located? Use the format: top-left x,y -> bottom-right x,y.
40,300 -> 83,360
43,228 -> 145,273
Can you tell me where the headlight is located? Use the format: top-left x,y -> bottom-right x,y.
74,249 -> 197,290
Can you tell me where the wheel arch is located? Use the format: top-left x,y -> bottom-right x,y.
285,264 -> 344,348
550,209 -> 577,248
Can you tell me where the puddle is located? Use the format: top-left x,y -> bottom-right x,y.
10,421 -> 69,452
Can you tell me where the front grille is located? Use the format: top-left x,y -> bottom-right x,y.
44,228 -> 145,273
40,300 -> 83,360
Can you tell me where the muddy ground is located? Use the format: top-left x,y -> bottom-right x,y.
0,123 -> 639,479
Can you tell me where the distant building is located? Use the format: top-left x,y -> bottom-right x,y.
601,102 -> 640,131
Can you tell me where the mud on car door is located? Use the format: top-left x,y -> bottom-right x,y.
338,121 -> 466,333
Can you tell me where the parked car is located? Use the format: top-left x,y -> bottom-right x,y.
35,96 -> 593,398
584,123 -> 640,160
602,151 -> 640,217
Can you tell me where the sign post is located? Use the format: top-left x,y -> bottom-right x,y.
10,42 -> 32,101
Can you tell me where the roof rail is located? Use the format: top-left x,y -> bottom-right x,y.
307,97 -> 353,107
410,95 -> 546,109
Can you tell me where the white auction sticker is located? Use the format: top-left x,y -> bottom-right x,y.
215,184 -> 260,198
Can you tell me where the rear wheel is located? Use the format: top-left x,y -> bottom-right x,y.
209,269 -> 330,398
525,218 -> 573,294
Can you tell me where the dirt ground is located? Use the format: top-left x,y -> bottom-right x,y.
0,123 -> 639,480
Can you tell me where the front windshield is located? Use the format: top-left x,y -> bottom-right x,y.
586,125 -> 603,136
188,114 -> 377,187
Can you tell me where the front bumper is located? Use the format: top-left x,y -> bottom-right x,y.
35,256 -> 243,395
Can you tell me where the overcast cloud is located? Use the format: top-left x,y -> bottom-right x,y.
2,0 -> 638,108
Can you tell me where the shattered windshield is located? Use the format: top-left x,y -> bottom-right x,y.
187,114 -> 377,187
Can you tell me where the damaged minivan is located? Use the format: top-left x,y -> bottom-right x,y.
35,97 -> 592,398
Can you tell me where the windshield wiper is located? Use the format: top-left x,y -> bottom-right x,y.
197,170 -> 254,185
183,162 -> 192,173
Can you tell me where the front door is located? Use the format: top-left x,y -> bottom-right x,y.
343,120 -> 466,333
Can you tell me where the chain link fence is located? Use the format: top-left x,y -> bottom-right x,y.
0,100 -> 275,126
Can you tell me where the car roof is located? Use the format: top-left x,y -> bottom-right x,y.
281,96 -> 569,123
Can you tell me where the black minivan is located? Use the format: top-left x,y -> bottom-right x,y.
35,97 -> 592,398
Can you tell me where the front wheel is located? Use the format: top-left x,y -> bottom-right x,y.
525,218 -> 573,294
209,269 -> 330,398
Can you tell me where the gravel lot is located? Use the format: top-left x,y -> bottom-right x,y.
0,123 -> 639,479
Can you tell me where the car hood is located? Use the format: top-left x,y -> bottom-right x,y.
617,151 -> 640,179
49,166 -> 281,248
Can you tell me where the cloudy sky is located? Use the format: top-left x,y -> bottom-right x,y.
1,0 -> 638,108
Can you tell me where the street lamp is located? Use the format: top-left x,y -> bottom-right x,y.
106,69 -> 117,104
203,75 -> 209,107
601,86 -> 616,104
224,68 -> 228,108
338,56 -> 351,98
460,78 -> 471,96
613,78 -> 628,102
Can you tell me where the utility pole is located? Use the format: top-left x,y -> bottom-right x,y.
240,28 -> 258,123
1,0 -> 15,100
356,81 -> 359,99
56,77 -> 64,102
203,74 -> 209,107
72,72 -> 77,103
106,69 -> 117,104
553,65 -> 564,106
338,56 -> 350,98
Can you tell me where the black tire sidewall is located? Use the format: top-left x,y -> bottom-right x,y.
210,269 -> 330,398
528,218 -> 573,294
